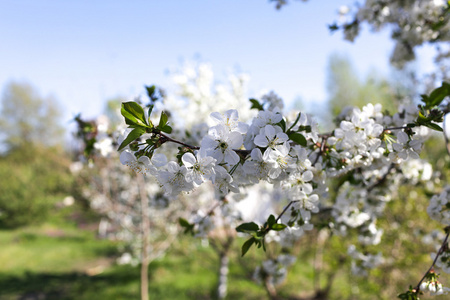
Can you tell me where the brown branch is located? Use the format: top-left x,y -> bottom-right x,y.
158,132 -> 251,157
275,200 -> 300,224
312,136 -> 328,166
415,227 -> 450,293
367,164 -> 395,192
158,132 -> 199,150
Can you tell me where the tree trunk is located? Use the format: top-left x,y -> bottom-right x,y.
217,251 -> 229,299
264,277 -> 278,300
138,174 -> 150,300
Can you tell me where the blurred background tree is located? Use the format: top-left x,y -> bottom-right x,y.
326,53 -> 415,118
0,81 -> 73,229
0,81 -> 64,151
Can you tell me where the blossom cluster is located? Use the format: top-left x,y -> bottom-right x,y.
427,185 -> 450,226
336,0 -> 450,68
117,81 -> 449,283
75,62 -> 449,294
252,254 -> 297,286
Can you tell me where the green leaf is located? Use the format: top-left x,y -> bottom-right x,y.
267,214 -> 276,227
328,23 -> 339,32
160,125 -> 172,134
236,222 -> 259,233
277,118 -> 286,132
427,82 -> 450,108
289,132 -> 307,146
241,237 -> 255,257
287,112 -> 302,133
159,111 -> 169,127
249,98 -> 264,111
118,127 -> 145,151
121,102 -> 147,126
145,85 -> 156,100
178,218 -> 195,235
148,104 -> 154,118
271,223 -> 287,231
420,94 -> 429,105
178,218 -> 191,227
424,122 -> 443,132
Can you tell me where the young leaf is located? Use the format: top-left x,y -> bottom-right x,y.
236,222 -> 259,233
426,81 -> 450,108
159,111 -> 169,127
267,214 -> 276,227
424,122 -> 443,132
277,118 -> 287,132
328,23 -> 339,32
249,98 -> 264,111
160,125 -> 173,134
118,127 -> 145,151
271,223 -> 287,231
289,132 -> 307,146
121,102 -> 147,126
148,104 -> 154,118
287,112 -> 302,133
145,85 -> 156,100
178,218 -> 194,235
241,237 -> 255,257
178,218 -> 191,227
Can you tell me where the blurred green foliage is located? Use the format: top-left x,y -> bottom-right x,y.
0,81 -> 64,150
0,145 -> 73,228
0,81 -> 73,229
326,53 -> 415,117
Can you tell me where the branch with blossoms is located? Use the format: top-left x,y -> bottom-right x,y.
398,226 -> 450,299
116,80 -> 450,297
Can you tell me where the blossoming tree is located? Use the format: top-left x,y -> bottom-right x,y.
78,1 -> 450,299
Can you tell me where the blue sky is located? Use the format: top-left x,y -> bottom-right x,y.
0,0 -> 435,125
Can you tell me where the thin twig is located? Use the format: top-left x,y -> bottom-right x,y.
158,132 -> 251,157
275,200 -> 300,224
415,228 -> 450,292
158,132 -> 199,150
367,164 -> 395,192
312,136 -> 328,166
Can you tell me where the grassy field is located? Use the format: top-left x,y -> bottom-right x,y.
1,214 -> 449,300
0,221 -> 270,300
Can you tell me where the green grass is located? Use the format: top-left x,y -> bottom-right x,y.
1,218 -> 449,300
0,223 -> 267,299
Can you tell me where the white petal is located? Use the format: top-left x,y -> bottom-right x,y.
444,113 -> 450,141
120,150 -> 135,165
251,148 -> 263,161
265,125 -> 276,140
167,161 -> 180,173
302,170 -> 314,182
225,150 -> 240,165
397,131 -> 409,144
341,121 -> 354,131
152,153 -> 167,167
254,134 -> 269,147
182,153 -> 196,167
228,132 -> 243,148
138,156 -> 151,166
210,112 -> 223,124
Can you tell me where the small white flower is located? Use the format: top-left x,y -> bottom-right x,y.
243,148 -> 274,181
182,149 -> 216,185
210,109 -> 248,134
201,124 -> 243,165
254,125 -> 288,155
213,165 -> 239,196
391,131 -> 421,160
120,150 -> 154,175
156,161 -> 193,197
